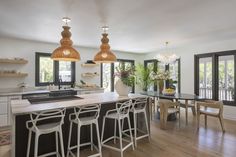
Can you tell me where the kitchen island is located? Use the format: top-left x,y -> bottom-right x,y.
10,92 -> 151,157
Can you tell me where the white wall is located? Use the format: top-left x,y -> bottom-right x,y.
143,39 -> 236,120
0,37 -> 144,89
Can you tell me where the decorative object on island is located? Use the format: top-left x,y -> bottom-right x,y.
135,63 -> 153,91
150,70 -> 170,94
114,63 -> 135,96
51,17 -> 80,62
94,26 -> 117,63
155,42 -> 179,65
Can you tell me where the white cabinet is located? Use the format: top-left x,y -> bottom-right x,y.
8,96 -> 21,125
0,115 -> 8,126
0,96 -> 8,127
0,95 -> 22,127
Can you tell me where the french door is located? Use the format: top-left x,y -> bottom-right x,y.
194,50 -> 236,106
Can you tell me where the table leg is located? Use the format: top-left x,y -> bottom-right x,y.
185,100 -> 188,125
160,104 -> 167,129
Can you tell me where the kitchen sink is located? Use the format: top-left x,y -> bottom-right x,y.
28,95 -> 83,104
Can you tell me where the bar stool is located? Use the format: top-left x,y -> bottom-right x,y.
101,100 -> 134,157
129,97 -> 150,147
26,108 -> 66,157
67,104 -> 102,157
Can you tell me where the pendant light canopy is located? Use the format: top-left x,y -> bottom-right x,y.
94,26 -> 117,63
51,17 -> 80,62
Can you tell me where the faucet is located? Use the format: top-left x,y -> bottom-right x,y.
58,76 -> 62,90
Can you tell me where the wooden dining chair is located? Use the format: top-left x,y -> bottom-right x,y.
196,100 -> 225,132
158,99 -> 180,129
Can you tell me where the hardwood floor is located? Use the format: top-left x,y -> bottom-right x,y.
1,110 -> 236,157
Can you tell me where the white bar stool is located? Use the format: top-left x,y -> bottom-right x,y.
101,100 -> 134,157
129,97 -> 150,147
67,104 -> 102,157
26,108 -> 66,157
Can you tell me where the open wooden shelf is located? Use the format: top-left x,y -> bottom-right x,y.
81,73 -> 99,77
0,59 -> 28,64
81,63 -> 99,67
0,73 -> 28,77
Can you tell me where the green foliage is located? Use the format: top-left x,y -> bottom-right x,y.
135,63 -> 153,91
115,62 -> 135,87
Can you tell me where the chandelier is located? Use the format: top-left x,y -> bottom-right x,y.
155,42 -> 179,65
94,26 -> 117,63
51,17 -> 81,62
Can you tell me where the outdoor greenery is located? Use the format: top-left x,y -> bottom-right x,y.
135,63 -> 153,91
40,57 -> 54,83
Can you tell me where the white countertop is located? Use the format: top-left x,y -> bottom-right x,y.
0,87 -> 104,96
11,92 -> 146,115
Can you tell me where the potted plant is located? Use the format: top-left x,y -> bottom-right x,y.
114,63 -> 135,96
135,63 -> 153,91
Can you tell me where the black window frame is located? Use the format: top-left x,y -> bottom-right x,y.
144,59 -> 181,93
35,52 -> 75,86
100,59 -> 135,93
194,50 -> 236,106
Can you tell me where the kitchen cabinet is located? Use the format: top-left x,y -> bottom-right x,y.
0,95 -> 21,127
0,96 -> 8,127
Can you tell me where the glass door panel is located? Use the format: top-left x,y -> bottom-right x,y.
102,63 -> 112,92
199,57 -> 213,99
218,55 -> 234,101
146,62 -> 155,91
169,61 -> 179,92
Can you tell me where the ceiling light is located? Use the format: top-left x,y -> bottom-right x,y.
94,26 -> 117,63
51,17 -> 80,62
155,42 -> 179,65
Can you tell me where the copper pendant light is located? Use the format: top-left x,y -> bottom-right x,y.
51,17 -> 80,62
94,26 -> 117,63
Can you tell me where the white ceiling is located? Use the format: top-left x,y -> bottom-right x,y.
0,0 -> 236,53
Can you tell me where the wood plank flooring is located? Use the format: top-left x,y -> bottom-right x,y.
1,110 -> 236,157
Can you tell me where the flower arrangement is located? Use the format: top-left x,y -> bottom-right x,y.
114,63 -> 135,87
149,70 -> 170,81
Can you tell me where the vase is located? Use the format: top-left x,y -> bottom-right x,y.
157,80 -> 165,94
115,79 -> 130,96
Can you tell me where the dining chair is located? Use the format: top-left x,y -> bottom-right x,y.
157,99 -> 180,129
196,100 -> 225,132
179,100 -> 196,115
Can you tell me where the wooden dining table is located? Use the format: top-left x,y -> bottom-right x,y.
141,91 -> 204,129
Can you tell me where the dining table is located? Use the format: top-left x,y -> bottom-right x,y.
141,91 -> 205,129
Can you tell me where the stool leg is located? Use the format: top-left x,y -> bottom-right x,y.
127,116 -> 134,150
95,121 -> 102,157
144,111 -> 151,142
55,132 -> 59,157
133,112 -> 137,147
91,124 -> 93,151
118,119 -> 123,157
77,125 -> 81,157
101,117 -> 106,144
34,133 -> 39,157
67,122 -> 73,157
114,119 -> 117,144
26,130 -> 32,157
59,127 -> 65,157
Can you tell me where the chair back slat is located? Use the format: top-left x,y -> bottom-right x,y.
132,97 -> 147,110
74,104 -> 101,120
118,100 -> 132,116
30,108 -> 66,129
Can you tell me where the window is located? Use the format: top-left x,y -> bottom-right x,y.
144,59 -> 181,93
35,52 -> 75,86
194,50 -> 236,106
101,59 -> 135,93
